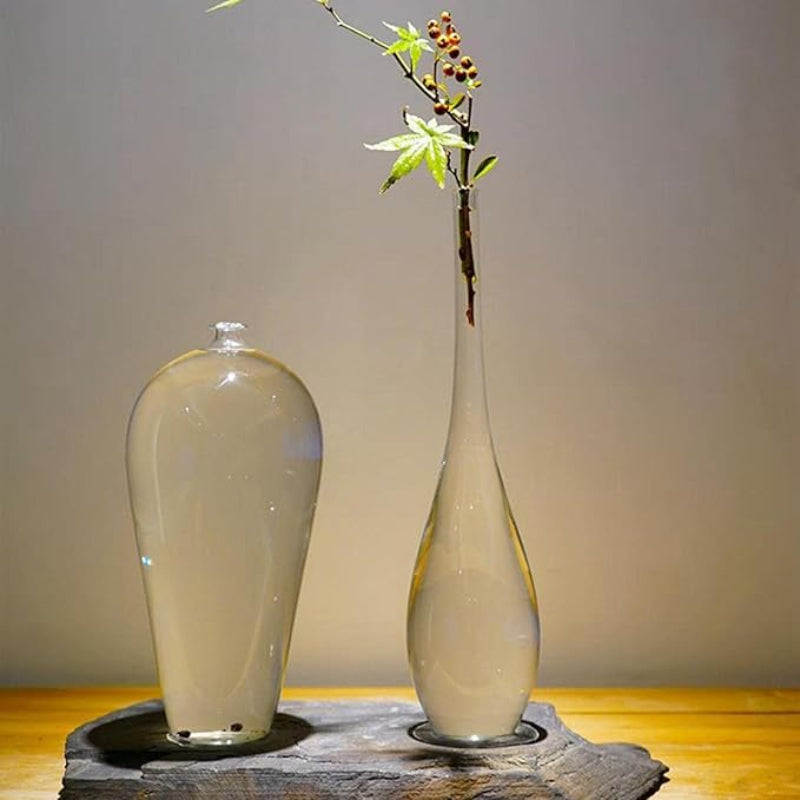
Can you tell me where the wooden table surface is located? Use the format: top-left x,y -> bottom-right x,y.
1,687 -> 798,799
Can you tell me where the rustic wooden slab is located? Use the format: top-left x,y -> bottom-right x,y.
60,698 -> 668,799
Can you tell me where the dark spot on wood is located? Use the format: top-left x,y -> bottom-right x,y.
231,722 -> 243,732
176,730 -> 190,738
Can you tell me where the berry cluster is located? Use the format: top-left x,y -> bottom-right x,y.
424,11 -> 480,114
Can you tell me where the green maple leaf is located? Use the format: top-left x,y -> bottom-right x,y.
365,113 -> 472,193
206,0 -> 245,12
382,21 -> 434,72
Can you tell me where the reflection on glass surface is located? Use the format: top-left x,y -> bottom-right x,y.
407,194 -> 540,744
127,322 -> 322,748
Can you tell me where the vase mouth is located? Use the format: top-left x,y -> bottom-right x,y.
453,186 -> 478,201
207,321 -> 248,351
211,321 -> 247,334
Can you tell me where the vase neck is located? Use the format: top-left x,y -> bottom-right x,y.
447,190 -> 492,449
207,321 -> 249,352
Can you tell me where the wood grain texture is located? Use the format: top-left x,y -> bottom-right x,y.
1,688 -> 798,799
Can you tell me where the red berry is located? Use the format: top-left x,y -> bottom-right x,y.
437,35 -> 448,48
427,19 -> 438,28
449,32 -> 461,45
448,46 -> 460,59
460,56 -> 473,68
433,101 -> 448,115
429,26 -> 441,39
441,10 -> 452,22
467,65 -> 478,78
442,62 -> 455,77
455,68 -> 467,82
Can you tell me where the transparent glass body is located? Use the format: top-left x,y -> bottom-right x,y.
126,322 -> 322,748
407,193 -> 540,746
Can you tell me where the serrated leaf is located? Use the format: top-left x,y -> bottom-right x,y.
409,40 -> 433,72
409,41 -> 423,71
380,142 -> 428,193
384,39 -> 411,56
364,133 -> 423,152
423,117 -> 456,135
425,140 -> 448,188
382,22 -> 432,70
437,132 -> 468,148
473,155 -> 498,182
405,114 -> 427,135
206,0 -> 244,11
366,113 -> 473,193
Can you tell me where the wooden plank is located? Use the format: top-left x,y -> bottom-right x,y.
562,712 -> 800,746
3,686 -> 799,714
648,744 -> 800,799
532,687 -> 800,714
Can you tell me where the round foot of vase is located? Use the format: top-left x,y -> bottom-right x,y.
167,728 -> 268,749
409,720 -> 543,749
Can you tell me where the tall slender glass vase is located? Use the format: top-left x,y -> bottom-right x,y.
126,322 -> 322,748
407,191 -> 541,747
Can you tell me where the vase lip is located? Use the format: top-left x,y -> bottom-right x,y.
207,321 -> 248,351
211,321 -> 247,333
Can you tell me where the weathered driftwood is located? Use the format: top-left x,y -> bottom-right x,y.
60,699 -> 668,799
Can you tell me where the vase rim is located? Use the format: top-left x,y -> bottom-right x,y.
210,321 -> 247,333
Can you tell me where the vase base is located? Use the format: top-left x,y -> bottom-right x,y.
409,719 -> 544,749
166,729 -> 268,749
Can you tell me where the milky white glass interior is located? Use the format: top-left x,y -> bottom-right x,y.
126,322 -> 322,747
407,193 -> 540,743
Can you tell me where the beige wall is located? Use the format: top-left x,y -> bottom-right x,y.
2,0 -> 798,687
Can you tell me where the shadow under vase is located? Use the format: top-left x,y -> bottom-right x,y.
60,698 -> 667,800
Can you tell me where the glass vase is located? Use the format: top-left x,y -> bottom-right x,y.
407,191 -> 541,747
126,322 -> 322,748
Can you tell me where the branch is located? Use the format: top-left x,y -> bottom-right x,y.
446,151 -> 460,184
320,1 -> 467,129
457,125 -> 477,325
317,0 -> 482,324
322,2 -> 390,49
